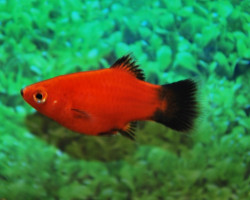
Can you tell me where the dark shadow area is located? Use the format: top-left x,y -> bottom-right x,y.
25,112 -> 138,162
25,112 -> 194,161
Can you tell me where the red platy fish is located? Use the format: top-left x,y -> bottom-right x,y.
21,55 -> 198,140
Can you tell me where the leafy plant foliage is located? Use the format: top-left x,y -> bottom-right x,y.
0,0 -> 249,199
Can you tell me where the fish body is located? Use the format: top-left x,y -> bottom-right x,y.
21,55 -> 198,139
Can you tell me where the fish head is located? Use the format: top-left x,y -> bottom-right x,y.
21,80 -> 66,119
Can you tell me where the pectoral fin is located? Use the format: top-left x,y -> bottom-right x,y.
71,108 -> 90,119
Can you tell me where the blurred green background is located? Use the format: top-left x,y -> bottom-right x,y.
0,0 -> 250,199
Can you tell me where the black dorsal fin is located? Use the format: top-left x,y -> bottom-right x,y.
110,55 -> 145,81
119,121 -> 137,140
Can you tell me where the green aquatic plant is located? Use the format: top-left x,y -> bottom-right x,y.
0,0 -> 250,199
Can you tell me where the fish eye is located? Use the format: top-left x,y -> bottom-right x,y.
36,93 -> 43,100
33,90 -> 47,104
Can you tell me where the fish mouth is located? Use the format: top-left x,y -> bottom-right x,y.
20,88 -> 24,97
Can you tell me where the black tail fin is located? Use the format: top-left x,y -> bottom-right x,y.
153,79 -> 198,131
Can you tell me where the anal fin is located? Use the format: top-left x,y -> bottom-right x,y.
119,121 -> 137,140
